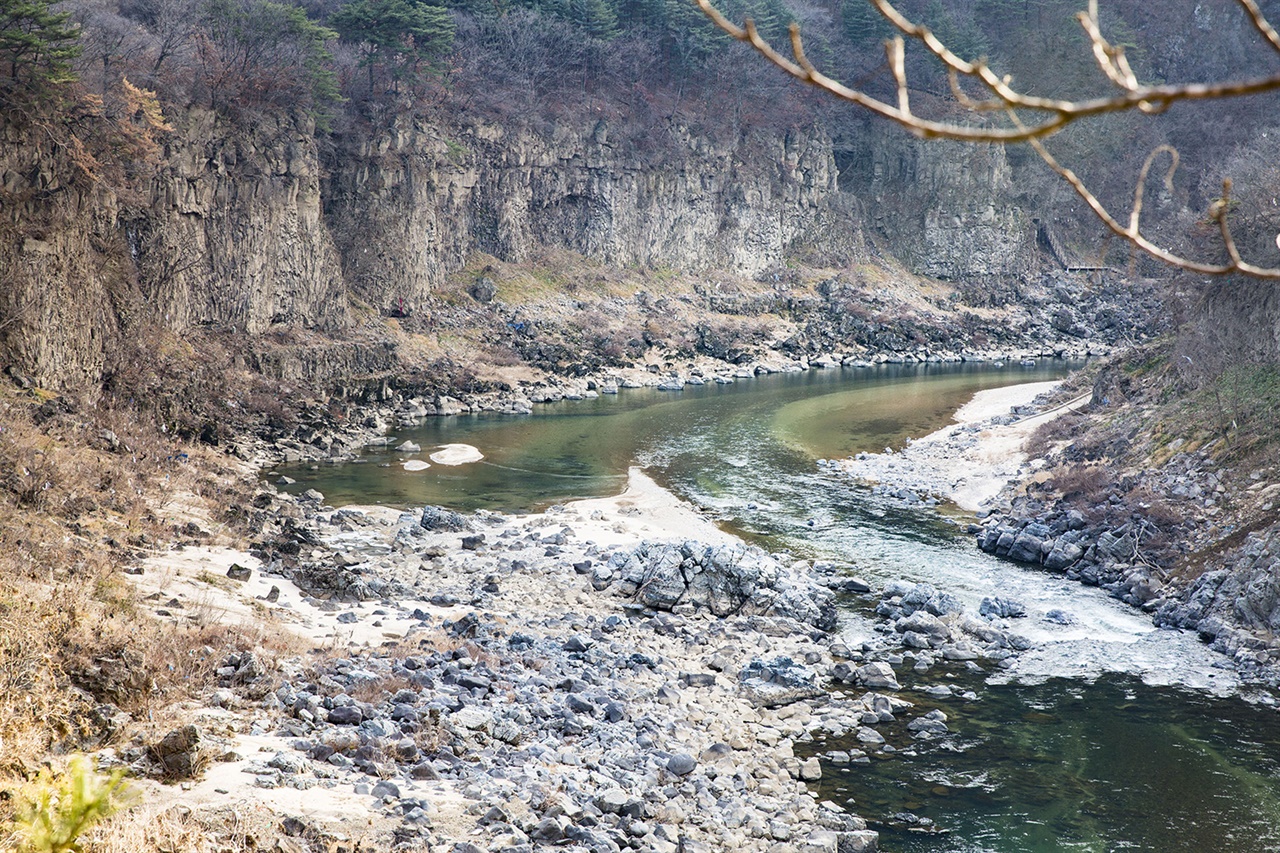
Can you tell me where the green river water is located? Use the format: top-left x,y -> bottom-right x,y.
279,362 -> 1280,852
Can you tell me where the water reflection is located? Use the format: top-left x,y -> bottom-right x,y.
278,361 -> 1071,512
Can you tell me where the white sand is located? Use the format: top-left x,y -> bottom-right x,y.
557,466 -> 739,548
839,381 -> 1090,511
428,444 -> 484,465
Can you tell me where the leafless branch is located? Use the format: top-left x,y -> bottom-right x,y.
695,0 -> 1280,279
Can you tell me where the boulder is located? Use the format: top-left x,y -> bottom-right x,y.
420,506 -> 469,532
740,657 -> 827,707
149,724 -> 205,780
979,597 -> 1027,619
622,541 -> 835,630
469,277 -> 497,303
854,662 -> 900,690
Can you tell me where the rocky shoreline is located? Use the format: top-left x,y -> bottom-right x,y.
976,462 -> 1280,690
825,373 -> 1280,691
122,457 -> 1129,852
828,380 -> 1087,512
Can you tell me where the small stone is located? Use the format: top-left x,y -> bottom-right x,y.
371,780 -> 400,799
226,564 -> 252,581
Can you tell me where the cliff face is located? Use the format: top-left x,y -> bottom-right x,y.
0,106 -> 1048,391
134,108 -> 350,335
324,119 -> 862,314
0,123 -> 130,390
837,126 -> 1036,281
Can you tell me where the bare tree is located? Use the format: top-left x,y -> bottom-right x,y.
696,0 -> 1280,278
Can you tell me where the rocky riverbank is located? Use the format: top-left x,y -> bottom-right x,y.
119,470 -> 865,851
823,355 -> 1280,691
116,457 -> 1136,852
975,450 -> 1280,689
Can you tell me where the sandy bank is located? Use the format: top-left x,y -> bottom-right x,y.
837,381 -> 1090,511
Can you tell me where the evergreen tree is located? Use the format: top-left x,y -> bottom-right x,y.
0,0 -> 82,93
562,0 -> 618,40
842,0 -> 892,47
331,0 -> 454,94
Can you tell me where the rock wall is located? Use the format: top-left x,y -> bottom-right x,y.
836,124 -> 1038,281
0,123 -> 130,390
134,108 -> 350,335
0,104 -> 1046,391
324,119 -> 861,314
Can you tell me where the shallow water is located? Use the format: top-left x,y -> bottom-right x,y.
279,362 -> 1067,511
279,361 -> 1280,852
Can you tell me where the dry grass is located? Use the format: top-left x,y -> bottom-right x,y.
81,803 -> 272,853
1047,464 -> 1112,503
0,382 -> 276,784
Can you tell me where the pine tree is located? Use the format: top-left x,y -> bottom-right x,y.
0,0 -> 82,94
842,0 -> 892,47
331,0 -> 454,94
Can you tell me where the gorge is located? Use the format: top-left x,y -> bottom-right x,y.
4,0 -> 1280,850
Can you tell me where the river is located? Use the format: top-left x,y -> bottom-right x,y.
279,361 -> 1280,853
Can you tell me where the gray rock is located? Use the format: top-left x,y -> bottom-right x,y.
420,506 -> 469,532
895,611 -> 950,643
226,564 -> 252,582
371,780 -> 400,799
740,657 -> 827,707
327,705 -> 363,725
667,753 -> 697,776
469,277 -> 497,303
979,596 -> 1027,619
854,662 -> 901,690
563,635 -> 593,653
149,724 -> 204,780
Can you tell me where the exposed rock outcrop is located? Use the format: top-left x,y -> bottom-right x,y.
1,104 -> 1057,392
325,120 -> 861,314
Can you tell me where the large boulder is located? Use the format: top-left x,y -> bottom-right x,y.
740,657 -> 827,707
854,662 -> 901,690
616,541 -> 836,630
420,505 -> 470,532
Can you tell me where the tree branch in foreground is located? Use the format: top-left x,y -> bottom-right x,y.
694,0 -> 1280,279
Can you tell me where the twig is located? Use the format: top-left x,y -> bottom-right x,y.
694,0 -> 1280,279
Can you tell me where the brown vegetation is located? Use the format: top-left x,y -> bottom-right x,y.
0,379 -> 281,794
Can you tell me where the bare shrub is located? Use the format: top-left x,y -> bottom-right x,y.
1049,464 -> 1111,503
